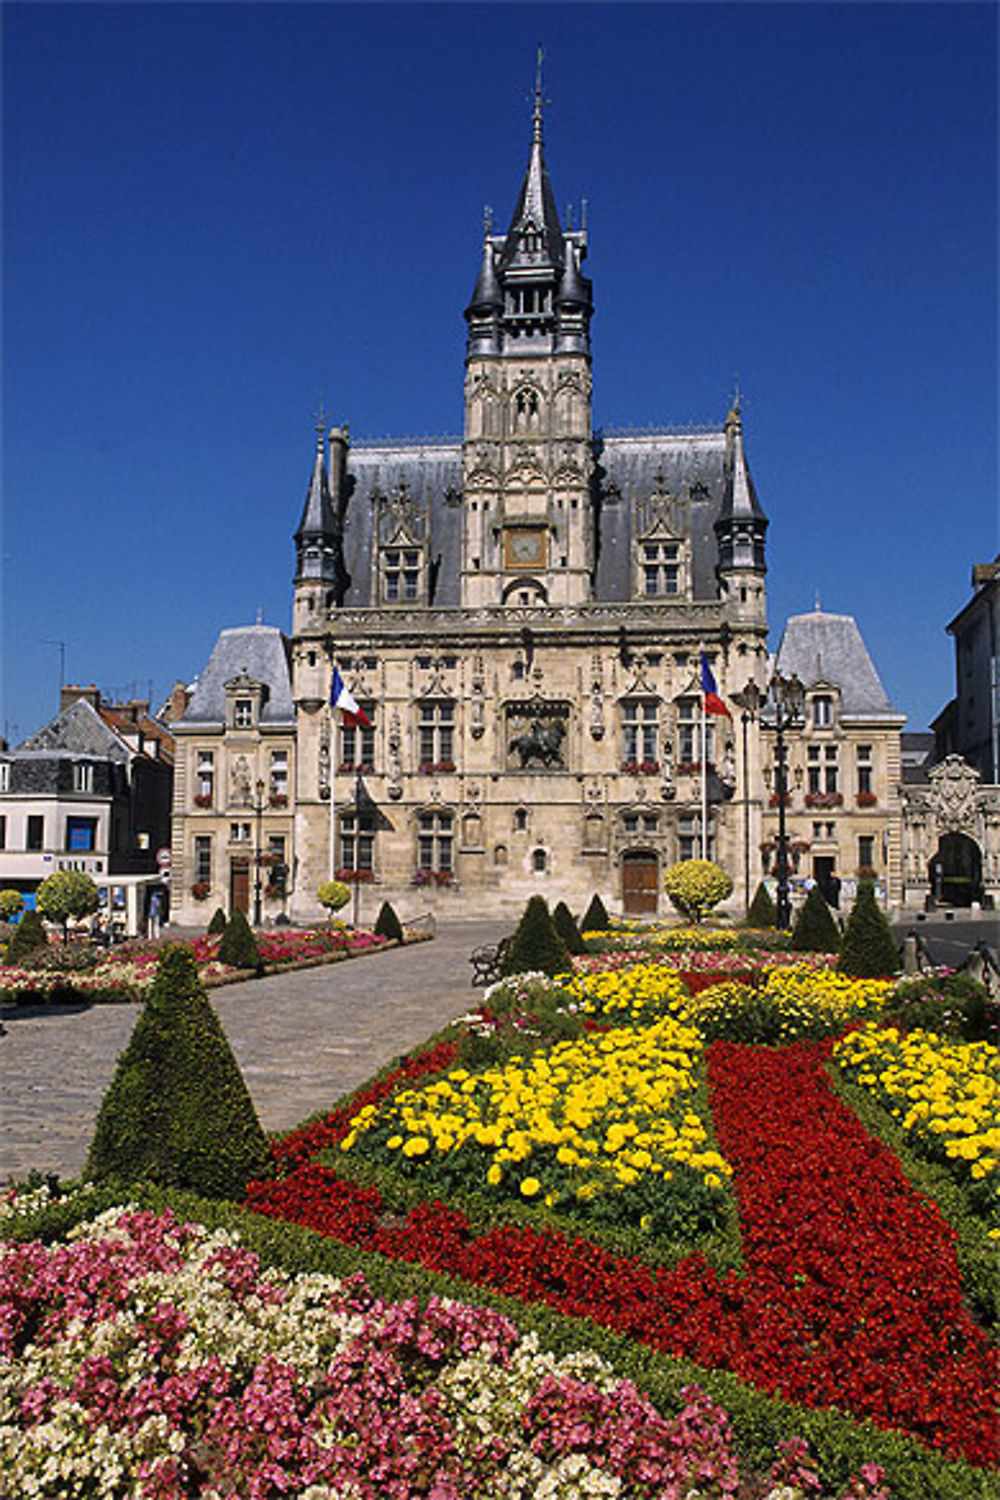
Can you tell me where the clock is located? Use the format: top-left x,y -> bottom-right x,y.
505,528 -> 546,569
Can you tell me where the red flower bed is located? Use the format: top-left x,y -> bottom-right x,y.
247,1039 -> 999,1466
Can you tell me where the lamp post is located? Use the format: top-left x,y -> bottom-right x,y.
252,778 -> 266,928
731,680 -> 764,917
767,673 -> 805,930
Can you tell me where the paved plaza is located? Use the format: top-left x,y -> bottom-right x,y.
1,919 -> 508,1186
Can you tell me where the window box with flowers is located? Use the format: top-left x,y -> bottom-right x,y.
269,793 -> 288,808
769,792 -> 792,808
620,760 -> 660,775
412,868 -> 454,887
190,881 -> 211,901
857,864 -> 878,880
856,791 -> 877,807
419,761 -> 455,774
336,867 -> 374,884
193,794 -> 213,809
804,791 -> 843,808
676,761 -> 703,776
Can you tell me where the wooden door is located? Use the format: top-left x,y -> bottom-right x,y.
230,861 -> 250,915
622,852 -> 658,915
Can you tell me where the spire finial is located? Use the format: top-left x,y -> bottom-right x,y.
315,400 -> 327,451
533,44 -> 546,144
483,204 -> 493,240
726,378 -> 742,429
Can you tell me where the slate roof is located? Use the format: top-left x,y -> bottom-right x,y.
179,626 -> 295,726
16,698 -> 131,760
774,610 -> 902,719
337,426 -> 734,607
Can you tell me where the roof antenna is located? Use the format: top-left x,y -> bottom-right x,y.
255,605 -> 263,625
814,588 -> 822,612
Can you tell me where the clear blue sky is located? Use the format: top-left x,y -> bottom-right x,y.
4,2 -> 997,745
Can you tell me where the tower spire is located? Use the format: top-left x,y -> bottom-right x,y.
533,44 -> 546,145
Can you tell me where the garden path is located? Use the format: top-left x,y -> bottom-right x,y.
0,918 -> 508,1185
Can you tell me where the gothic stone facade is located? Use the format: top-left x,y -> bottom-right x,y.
284,102 -> 770,925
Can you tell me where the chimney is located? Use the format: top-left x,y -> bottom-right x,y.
60,683 -> 101,713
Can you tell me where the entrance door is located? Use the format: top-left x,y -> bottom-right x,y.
230,861 -> 250,916
930,832 -> 982,906
622,852 -> 658,915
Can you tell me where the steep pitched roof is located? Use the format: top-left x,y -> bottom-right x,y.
774,610 -> 902,719
179,625 -> 295,725
16,696 -> 132,760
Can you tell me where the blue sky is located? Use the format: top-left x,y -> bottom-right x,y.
3,2 -> 997,744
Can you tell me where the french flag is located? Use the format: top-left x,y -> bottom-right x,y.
330,665 -> 372,728
700,652 -> 732,718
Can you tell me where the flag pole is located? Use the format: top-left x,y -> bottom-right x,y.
328,707 -> 336,882
700,695 -> 708,860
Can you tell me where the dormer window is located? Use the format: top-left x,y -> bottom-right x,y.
634,530 -> 689,599
234,699 -> 253,728
382,546 -> 423,604
812,694 -> 834,728
73,762 -> 93,793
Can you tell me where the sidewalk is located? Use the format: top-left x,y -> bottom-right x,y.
1,918 -> 508,1186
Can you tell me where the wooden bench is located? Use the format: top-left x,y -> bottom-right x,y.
469,936 -> 510,987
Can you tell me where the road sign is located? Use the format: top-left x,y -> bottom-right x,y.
156,848 -> 172,869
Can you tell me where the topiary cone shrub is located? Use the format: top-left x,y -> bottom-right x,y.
745,881 -> 777,929
86,944 -> 271,1199
580,893 -> 610,932
4,908 -> 47,966
207,906 -> 228,936
838,881 -> 899,978
500,894 -> 571,979
217,907 -> 261,971
791,884 -> 842,952
552,899 -> 586,956
663,860 -> 733,924
374,900 -> 403,942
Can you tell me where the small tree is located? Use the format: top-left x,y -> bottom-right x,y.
374,900 -> 403,942
4,907 -> 46,965
838,881 -> 899,978
580,893 -> 610,933
663,859 -> 733,923
0,890 -> 25,922
35,870 -> 99,943
207,906 -> 228,936
500,894 -> 571,979
317,880 -> 351,922
552,899 -> 586,956
87,944 -> 270,1198
217,907 -> 261,971
745,881 -> 777,929
791,884 -> 841,952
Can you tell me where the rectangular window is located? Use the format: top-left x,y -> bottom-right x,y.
340,710 -> 376,772
196,751 -> 215,799
65,816 -> 97,852
269,749 -> 289,799
858,835 -> 875,870
824,748 -> 839,795
418,811 -> 453,873
856,745 -> 873,796
340,811 -> 375,874
812,695 -> 833,727
234,700 -> 253,728
621,699 -> 659,767
675,697 -> 712,766
229,823 -> 251,843
383,548 -> 421,604
194,835 -> 212,884
641,541 -> 680,596
0,815 -> 5,849
27,815 -> 44,851
0,763 -> 10,792
73,763 -> 93,793
418,701 -> 455,770
678,812 -> 713,862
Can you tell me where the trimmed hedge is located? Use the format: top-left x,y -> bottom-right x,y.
499,894 -> 571,978
838,881 -> 899,978
551,899 -> 586,955
373,901 -> 404,942
791,884 -> 841,953
745,881 -> 777,929
580,892 -> 610,932
217,907 -> 261,971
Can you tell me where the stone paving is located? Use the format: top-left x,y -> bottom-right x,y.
0,918 -> 509,1186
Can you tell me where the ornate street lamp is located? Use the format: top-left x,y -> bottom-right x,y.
765,673 -> 805,929
731,680 -> 765,916
252,777 -> 266,928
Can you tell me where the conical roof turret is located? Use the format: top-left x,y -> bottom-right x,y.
715,397 -> 768,575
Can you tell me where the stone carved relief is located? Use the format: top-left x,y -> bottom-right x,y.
231,755 -> 251,807
506,703 -> 569,770
386,710 -> 403,801
318,737 -> 330,800
928,755 -> 980,832
470,657 -> 486,739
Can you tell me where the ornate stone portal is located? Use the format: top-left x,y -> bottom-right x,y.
901,754 -> 1000,904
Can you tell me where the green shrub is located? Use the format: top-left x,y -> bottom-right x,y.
86,945 -> 271,1199
0,890 -> 24,922
745,881 -> 777,929
551,899 -> 585,955
580,893 -> 610,932
217,907 -> 261,971
4,908 -> 47,966
887,972 -> 999,1043
35,870 -> 99,942
663,860 -> 733,923
374,901 -> 403,942
207,907 -> 228,936
499,895 -> 571,979
837,881 -> 899,978
317,880 -> 351,917
790,884 -> 841,952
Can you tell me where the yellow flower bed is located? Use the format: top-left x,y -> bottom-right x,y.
341,1015 -> 731,1223
564,960 -> 694,1024
833,1022 -> 999,1216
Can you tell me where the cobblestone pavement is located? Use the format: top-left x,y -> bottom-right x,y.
1,919 -> 509,1186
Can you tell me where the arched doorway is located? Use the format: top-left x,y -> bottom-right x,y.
928,831 -> 982,907
622,850 -> 658,915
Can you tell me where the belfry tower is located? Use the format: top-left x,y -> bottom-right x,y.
461,67 -> 595,609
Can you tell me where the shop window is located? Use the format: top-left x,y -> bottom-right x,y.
65,817 -> 97,852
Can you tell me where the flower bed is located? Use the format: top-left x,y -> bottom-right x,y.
247,1033 -> 999,1468
832,1023 -> 999,1223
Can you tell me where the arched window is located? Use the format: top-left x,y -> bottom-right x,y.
532,847 -> 547,873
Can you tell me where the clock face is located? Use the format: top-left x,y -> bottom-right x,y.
506,528 -> 545,569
